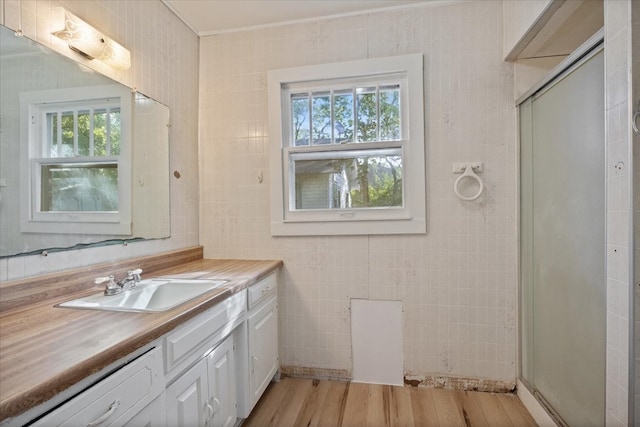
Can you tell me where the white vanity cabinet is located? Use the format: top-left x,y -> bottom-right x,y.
31,347 -> 165,427
165,356 -> 209,426
164,291 -> 245,427
205,334 -> 237,427
166,334 -> 235,427
163,291 -> 246,383
237,272 -> 279,416
119,394 -> 166,426
13,270 -> 279,427
248,296 -> 278,409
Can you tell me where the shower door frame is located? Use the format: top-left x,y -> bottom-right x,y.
516,31 -> 606,426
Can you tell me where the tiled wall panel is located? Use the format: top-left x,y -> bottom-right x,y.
199,0 -> 517,384
605,0 -> 633,425
0,0 -> 199,280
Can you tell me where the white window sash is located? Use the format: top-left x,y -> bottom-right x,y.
20,85 -> 132,235
283,77 -> 407,148
40,100 -> 119,158
268,54 -> 425,236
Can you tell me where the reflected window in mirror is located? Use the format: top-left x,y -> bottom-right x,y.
20,85 -> 132,235
1,24 -> 170,258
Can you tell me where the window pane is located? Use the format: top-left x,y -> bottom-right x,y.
291,148 -> 403,210
379,85 -> 400,141
356,87 -> 377,142
61,111 -> 75,157
312,92 -> 331,145
77,110 -> 91,156
40,163 -> 118,212
93,109 -> 107,156
110,108 -> 121,155
49,113 -> 58,155
333,90 -> 353,144
43,102 -> 121,159
291,94 -> 310,146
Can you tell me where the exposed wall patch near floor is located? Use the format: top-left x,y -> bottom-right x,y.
403,374 -> 516,393
280,366 -> 351,381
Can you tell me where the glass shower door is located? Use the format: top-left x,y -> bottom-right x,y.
520,47 -> 605,426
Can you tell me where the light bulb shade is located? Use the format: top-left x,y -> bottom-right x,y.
53,9 -> 131,70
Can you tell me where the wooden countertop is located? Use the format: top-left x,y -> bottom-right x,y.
0,255 -> 282,422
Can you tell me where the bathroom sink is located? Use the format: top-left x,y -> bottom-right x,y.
58,278 -> 228,313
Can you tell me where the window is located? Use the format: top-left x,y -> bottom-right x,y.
268,54 -> 425,236
20,85 -> 132,234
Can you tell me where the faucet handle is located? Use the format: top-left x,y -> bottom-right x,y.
95,275 -> 120,295
95,275 -> 115,285
128,268 -> 142,281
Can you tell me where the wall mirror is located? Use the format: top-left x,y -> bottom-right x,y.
0,24 -> 170,258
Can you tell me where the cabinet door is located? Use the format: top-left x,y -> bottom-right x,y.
206,335 -> 237,427
166,359 -> 209,427
248,297 -> 278,408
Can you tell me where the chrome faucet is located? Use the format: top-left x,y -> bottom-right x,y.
95,268 -> 143,296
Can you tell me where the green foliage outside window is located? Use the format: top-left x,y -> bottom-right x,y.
51,108 -> 121,157
291,85 -> 402,209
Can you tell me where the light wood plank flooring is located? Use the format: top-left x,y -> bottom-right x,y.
243,378 -> 537,427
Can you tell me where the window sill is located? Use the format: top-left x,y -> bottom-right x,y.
271,217 -> 425,236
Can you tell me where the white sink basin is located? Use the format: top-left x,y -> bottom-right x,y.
58,278 -> 228,312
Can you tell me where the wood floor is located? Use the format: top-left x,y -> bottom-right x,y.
242,378 -> 537,427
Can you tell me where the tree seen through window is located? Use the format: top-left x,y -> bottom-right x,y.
291,84 -> 402,209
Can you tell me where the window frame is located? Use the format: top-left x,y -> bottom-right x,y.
20,84 -> 132,235
267,54 -> 425,236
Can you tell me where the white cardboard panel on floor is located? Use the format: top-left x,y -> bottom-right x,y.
351,299 -> 403,386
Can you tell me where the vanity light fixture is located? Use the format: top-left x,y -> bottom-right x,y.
52,8 -> 131,70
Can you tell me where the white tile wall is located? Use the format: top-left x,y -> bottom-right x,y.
0,0 -> 199,281
199,0 -> 517,383
605,0 -> 633,425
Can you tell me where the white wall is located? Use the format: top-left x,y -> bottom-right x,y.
200,0 -> 517,386
604,1 -> 633,425
502,0 -> 553,58
0,0 -> 200,281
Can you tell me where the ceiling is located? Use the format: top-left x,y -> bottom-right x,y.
163,0 -> 445,36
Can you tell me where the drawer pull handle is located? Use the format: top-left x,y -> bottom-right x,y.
211,397 -> 221,414
86,400 -> 120,426
205,402 -> 215,421
261,287 -> 272,295
252,355 -> 259,372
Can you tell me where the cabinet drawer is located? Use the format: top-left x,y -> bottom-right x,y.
247,273 -> 277,310
32,347 -> 164,427
165,291 -> 246,375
